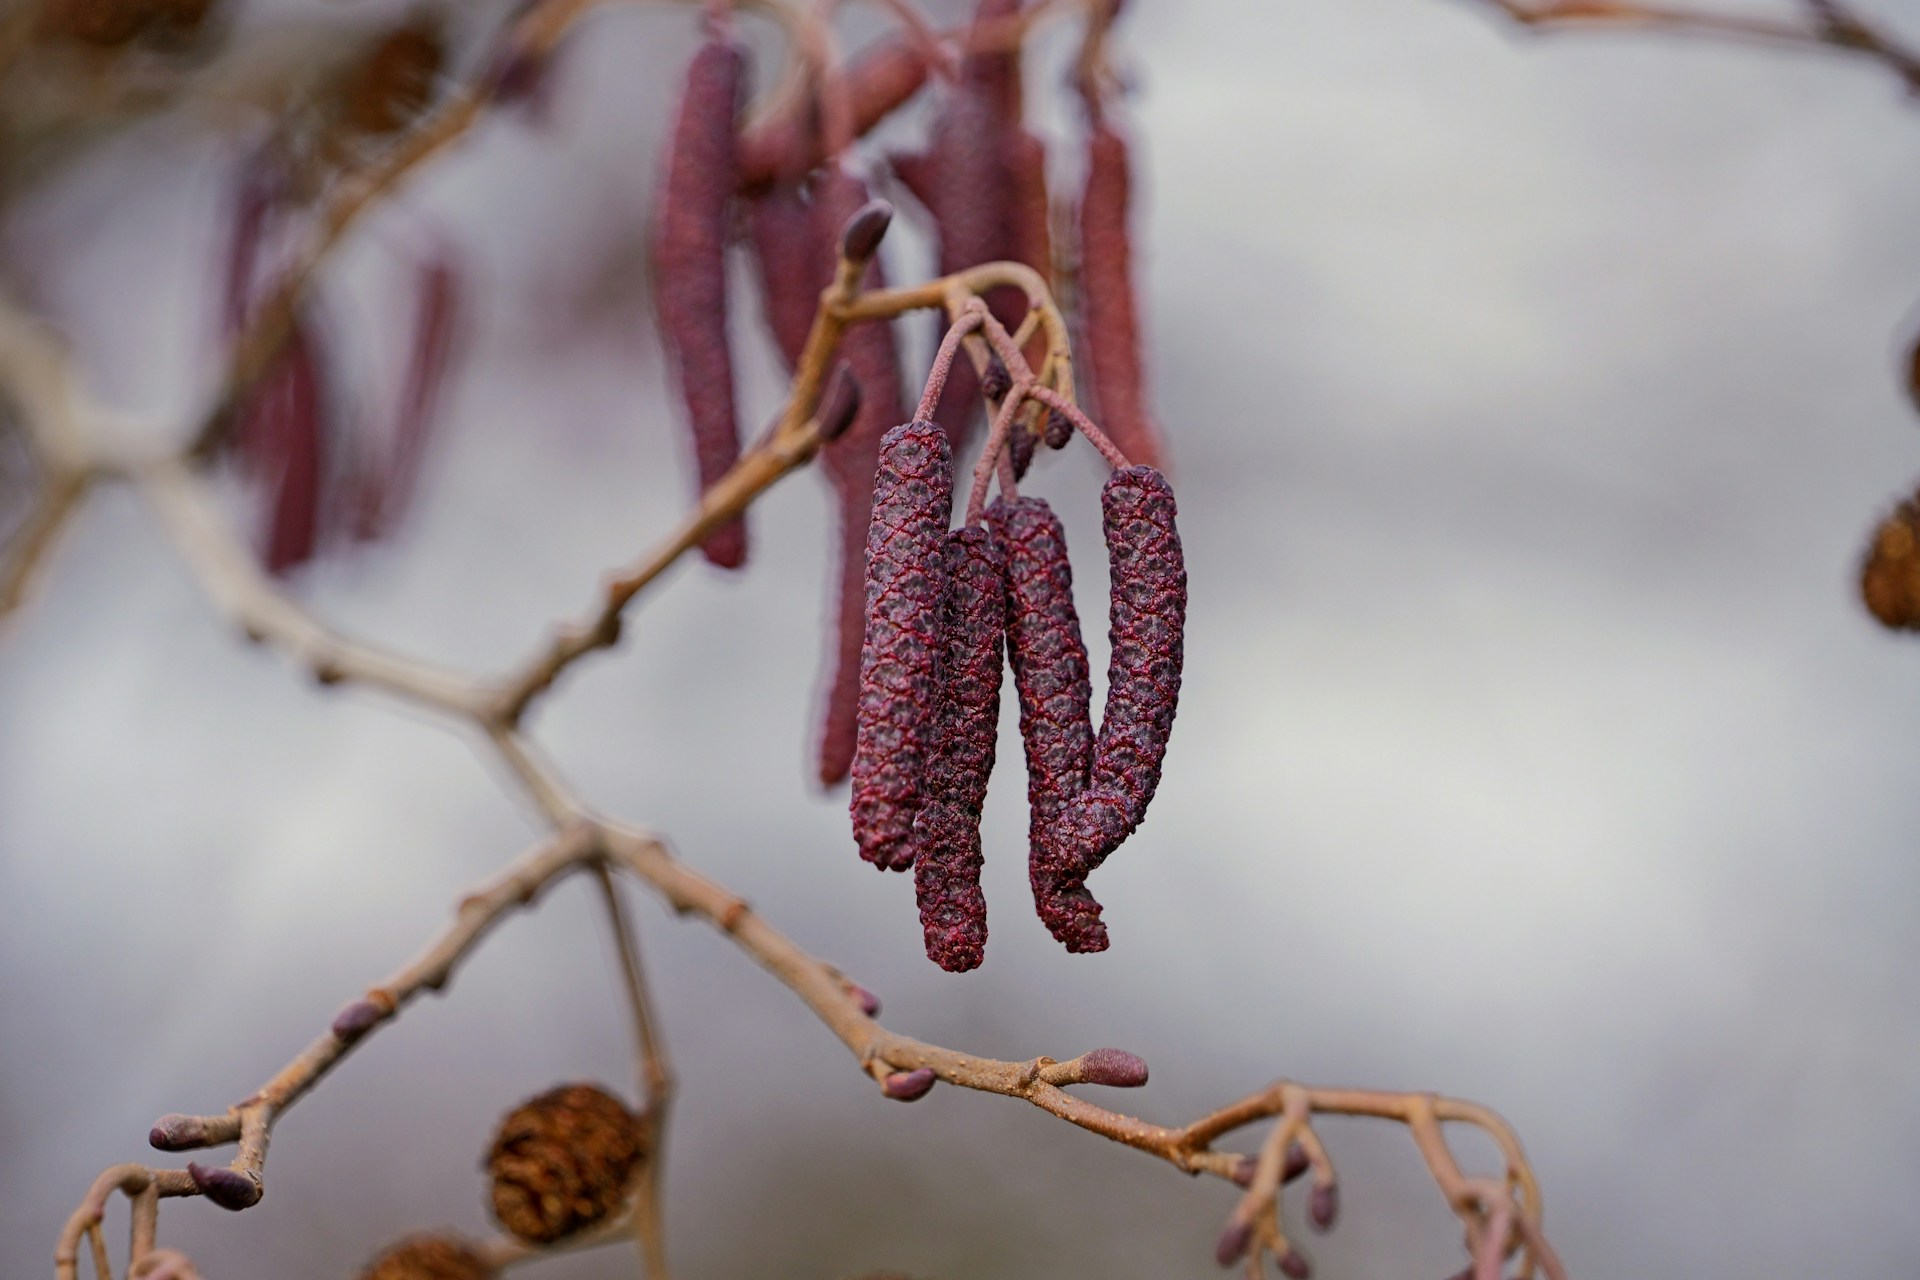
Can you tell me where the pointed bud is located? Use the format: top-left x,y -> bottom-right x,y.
188,1162 -> 261,1211
149,1115 -> 212,1152
817,362 -> 864,443
1309,1181 -> 1339,1232
981,356 -> 1012,402
1213,1219 -> 1251,1267
840,201 -> 894,263
849,984 -> 882,1018
1043,408 -> 1073,450
882,1067 -> 937,1101
331,998 -> 384,1042
1077,1047 -> 1148,1087
1283,1141 -> 1310,1183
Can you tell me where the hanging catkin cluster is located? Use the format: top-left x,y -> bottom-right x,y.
850,403 -> 1184,966
651,26 -> 749,569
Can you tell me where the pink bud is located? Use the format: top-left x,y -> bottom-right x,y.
849,984 -> 882,1018
1278,1248 -> 1311,1279
148,1115 -> 210,1152
330,998 -> 383,1041
187,1162 -> 261,1211
1078,1047 -> 1148,1087
839,200 -> 894,262
882,1067 -> 936,1101
1213,1219 -> 1251,1267
1309,1181 -> 1339,1232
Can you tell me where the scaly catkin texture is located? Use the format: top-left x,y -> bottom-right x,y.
984,496 -> 1107,950
816,168 -> 909,785
652,35 -> 748,568
1086,466 -> 1184,827
1078,115 -> 1167,472
359,1234 -> 494,1280
851,422 -> 953,869
1050,466 -> 1185,922
485,1084 -> 647,1245
911,527 -> 1006,969
913,801 -> 989,971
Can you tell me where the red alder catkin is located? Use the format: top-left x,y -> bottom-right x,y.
1078,113 -> 1168,472
851,421 -> 953,870
912,527 -> 1006,970
1051,466 -> 1185,911
984,496 -> 1107,951
815,172 -> 909,786
744,183 -> 820,369
735,35 -> 931,191
652,33 -> 748,569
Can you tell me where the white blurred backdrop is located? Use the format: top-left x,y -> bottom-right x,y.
5,0 -> 1920,1275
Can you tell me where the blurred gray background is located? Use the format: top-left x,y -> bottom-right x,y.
5,0 -> 1920,1274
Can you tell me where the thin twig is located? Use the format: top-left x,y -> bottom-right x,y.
1465,0 -> 1920,86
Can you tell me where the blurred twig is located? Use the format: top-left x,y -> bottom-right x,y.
1464,0 -> 1920,87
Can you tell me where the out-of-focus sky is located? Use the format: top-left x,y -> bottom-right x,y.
5,0 -> 1920,1275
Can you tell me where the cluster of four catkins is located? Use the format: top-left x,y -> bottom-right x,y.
849,422 -> 1186,970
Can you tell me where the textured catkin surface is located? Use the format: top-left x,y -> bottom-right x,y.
1079,117 -> 1167,473
651,36 -> 747,568
815,168 -> 908,786
913,531 -> 1008,971
913,800 -> 989,971
1024,467 -> 1184,952
1063,466 -> 1186,873
923,527 -> 1007,811
984,496 -> 1104,950
851,422 -> 953,869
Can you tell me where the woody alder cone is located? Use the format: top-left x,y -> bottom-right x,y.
359,1234 -> 494,1280
485,1084 -> 647,1244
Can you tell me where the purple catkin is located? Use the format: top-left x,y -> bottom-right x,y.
1051,466 -> 1185,890
1078,114 -> 1168,472
984,496 -> 1108,952
816,168 -> 909,786
850,422 -> 952,869
912,801 -> 989,971
745,182 -> 821,369
911,527 -> 1006,970
652,36 -> 748,569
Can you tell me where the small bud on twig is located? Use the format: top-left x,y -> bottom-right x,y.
149,1114 -> 214,1152
331,998 -> 384,1042
1309,1181 -> 1340,1232
817,362 -> 863,443
849,983 -> 882,1018
981,355 -> 1012,402
187,1162 -> 261,1211
840,200 -> 894,263
1076,1047 -> 1149,1087
1278,1248 -> 1312,1279
1213,1219 -> 1252,1267
882,1067 -> 937,1101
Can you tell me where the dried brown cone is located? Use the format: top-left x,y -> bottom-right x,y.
485,1083 -> 648,1245
359,1234 -> 494,1280
1861,490 -> 1920,629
